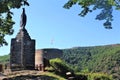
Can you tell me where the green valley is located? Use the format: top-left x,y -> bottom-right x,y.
1,44 -> 120,79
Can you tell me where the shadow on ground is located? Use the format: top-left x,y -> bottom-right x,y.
7,75 -> 58,80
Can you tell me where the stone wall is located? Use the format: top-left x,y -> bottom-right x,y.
35,50 -> 43,66
35,48 -> 63,71
10,29 -> 35,70
24,40 -> 35,69
43,49 -> 63,59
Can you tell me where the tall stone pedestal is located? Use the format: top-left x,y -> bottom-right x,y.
10,28 -> 35,71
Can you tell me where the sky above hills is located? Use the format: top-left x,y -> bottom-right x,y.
0,0 -> 120,56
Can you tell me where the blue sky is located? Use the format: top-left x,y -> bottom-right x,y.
0,0 -> 120,56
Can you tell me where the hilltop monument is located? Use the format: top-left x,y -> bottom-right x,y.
10,8 -> 35,70
9,8 -> 63,72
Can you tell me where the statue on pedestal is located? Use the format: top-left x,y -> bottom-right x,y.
10,7 -> 35,70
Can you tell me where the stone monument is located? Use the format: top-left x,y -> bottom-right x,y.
10,8 -> 35,70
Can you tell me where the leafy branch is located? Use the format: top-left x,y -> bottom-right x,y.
64,0 -> 120,29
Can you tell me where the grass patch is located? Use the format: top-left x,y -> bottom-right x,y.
76,72 -> 113,80
6,71 -> 66,80
40,72 -> 65,80
0,55 -> 9,64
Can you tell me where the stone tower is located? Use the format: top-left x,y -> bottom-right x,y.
10,8 -> 35,70
35,49 -> 63,71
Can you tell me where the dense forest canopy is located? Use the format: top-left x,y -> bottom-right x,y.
0,44 -> 120,79
62,44 -> 120,79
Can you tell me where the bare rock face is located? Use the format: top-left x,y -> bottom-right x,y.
10,28 -> 35,71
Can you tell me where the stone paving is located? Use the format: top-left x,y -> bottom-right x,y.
0,73 -> 7,80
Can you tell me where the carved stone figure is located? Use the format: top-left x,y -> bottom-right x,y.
20,8 -> 27,29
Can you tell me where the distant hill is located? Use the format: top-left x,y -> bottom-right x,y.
62,44 -> 120,79
0,44 -> 120,79
0,54 -> 9,64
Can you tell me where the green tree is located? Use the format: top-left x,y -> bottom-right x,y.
50,58 -> 73,75
0,0 -> 29,47
64,0 -> 120,29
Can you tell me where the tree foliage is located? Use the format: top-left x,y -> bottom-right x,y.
0,0 -> 29,47
50,58 -> 73,75
0,54 -> 9,64
64,0 -> 120,29
62,44 -> 120,80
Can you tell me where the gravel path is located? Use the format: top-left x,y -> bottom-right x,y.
0,73 -> 7,80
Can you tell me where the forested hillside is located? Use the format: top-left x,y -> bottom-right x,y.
62,44 -> 120,79
0,55 -> 9,64
0,44 -> 120,79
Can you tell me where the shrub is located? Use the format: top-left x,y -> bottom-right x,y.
88,73 -> 113,80
50,58 -> 73,76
